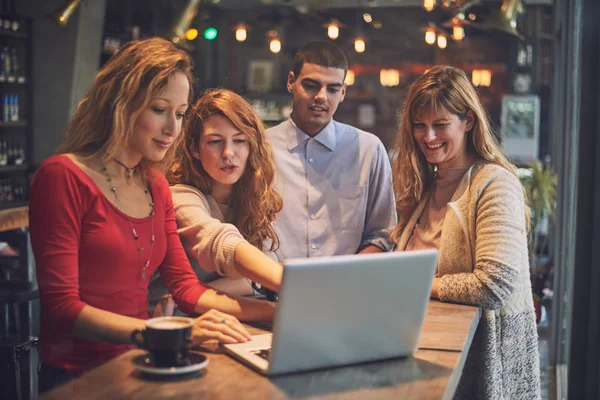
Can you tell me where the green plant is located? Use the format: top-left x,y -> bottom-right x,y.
519,161 -> 558,270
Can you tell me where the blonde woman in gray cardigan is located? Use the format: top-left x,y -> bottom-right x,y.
392,66 -> 541,399
149,89 -> 283,312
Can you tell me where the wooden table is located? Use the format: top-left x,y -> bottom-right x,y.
41,300 -> 481,400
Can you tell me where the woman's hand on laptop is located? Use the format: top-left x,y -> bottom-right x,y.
191,309 -> 252,346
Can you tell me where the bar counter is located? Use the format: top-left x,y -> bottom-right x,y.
0,205 -> 28,233
40,300 -> 481,400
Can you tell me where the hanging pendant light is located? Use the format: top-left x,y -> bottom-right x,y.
423,0 -> 436,12
437,34 -> 447,49
425,26 -> 436,45
452,25 -> 465,41
327,20 -> 340,40
354,37 -> 366,53
345,70 -> 355,85
48,0 -> 83,27
234,23 -> 248,42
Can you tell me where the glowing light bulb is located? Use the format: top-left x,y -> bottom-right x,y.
452,26 -> 464,41
423,0 -> 436,12
354,38 -> 365,53
345,70 -> 355,85
235,26 -> 247,42
270,38 -> 281,53
437,35 -> 447,49
425,28 -> 436,45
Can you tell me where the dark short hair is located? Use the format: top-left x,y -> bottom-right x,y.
292,41 -> 348,79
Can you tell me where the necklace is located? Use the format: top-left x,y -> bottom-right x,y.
101,165 -> 155,280
113,158 -> 137,179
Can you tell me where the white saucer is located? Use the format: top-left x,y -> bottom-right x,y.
132,352 -> 209,375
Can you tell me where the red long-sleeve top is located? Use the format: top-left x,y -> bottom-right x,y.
29,155 -> 208,374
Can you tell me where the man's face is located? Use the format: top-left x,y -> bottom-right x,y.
287,62 -> 346,137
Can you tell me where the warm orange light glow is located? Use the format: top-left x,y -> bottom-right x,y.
380,69 -> 400,87
327,23 -> 339,40
437,35 -> 447,49
423,0 -> 436,12
354,38 -> 365,53
270,38 -> 281,53
472,69 -> 492,86
185,28 -> 199,41
345,70 -> 355,85
425,28 -> 436,45
235,26 -> 247,42
452,26 -> 464,41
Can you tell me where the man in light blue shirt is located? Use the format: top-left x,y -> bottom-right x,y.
266,41 -> 397,261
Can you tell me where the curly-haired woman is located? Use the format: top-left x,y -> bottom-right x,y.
150,88 -> 283,305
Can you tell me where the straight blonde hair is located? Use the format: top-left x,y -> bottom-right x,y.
391,65 -> 529,240
57,37 -> 194,175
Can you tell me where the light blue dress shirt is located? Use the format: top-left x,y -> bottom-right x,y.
266,118 -> 397,261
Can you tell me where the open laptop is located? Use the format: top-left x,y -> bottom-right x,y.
223,249 -> 438,375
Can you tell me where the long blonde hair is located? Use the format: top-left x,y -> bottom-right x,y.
57,37 -> 194,174
168,89 -> 282,251
392,65 -> 529,240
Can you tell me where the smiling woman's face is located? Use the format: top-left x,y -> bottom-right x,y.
412,108 -> 474,170
195,114 -> 250,189
129,71 -> 189,163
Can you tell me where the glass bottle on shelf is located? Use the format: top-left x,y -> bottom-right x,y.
11,95 -> 19,121
4,179 -> 13,201
0,47 -> 6,82
0,136 -> 6,166
2,95 -> 9,122
2,46 -> 11,81
14,143 -> 24,165
7,142 -> 14,165
11,47 -> 18,78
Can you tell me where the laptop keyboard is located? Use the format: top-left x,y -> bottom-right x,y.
251,348 -> 271,361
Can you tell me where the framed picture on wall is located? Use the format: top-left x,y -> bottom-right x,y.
500,94 -> 540,165
247,60 -> 274,93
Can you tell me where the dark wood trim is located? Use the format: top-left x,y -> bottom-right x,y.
567,0 -> 600,398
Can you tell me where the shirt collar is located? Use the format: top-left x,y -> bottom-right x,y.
287,118 -> 337,152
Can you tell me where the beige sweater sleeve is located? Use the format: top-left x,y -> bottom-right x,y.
171,184 -> 246,279
438,167 -> 527,310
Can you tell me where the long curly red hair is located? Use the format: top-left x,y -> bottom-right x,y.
168,89 -> 282,251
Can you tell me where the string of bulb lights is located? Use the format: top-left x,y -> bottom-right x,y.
215,12 -> 375,56
422,0 -> 493,86
47,0 -> 492,89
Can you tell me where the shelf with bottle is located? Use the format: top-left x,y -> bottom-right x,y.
0,41 -> 24,83
0,136 -> 25,167
0,175 -> 28,210
0,91 -> 21,122
0,16 -> 26,39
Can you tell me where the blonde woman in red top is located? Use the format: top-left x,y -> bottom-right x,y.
29,38 -> 274,393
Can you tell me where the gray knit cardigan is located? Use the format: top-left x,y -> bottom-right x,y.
397,161 -> 541,399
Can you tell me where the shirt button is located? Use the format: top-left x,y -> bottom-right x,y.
311,244 -> 317,249
308,158 -> 314,163
310,214 -> 316,220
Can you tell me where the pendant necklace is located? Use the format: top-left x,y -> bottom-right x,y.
101,164 -> 155,280
113,158 -> 137,179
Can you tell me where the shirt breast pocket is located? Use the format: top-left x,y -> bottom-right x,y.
330,185 -> 367,230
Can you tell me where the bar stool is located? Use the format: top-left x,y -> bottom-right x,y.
0,229 -> 39,400
0,282 -> 39,400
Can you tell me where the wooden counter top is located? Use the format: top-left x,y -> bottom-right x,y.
0,205 -> 28,232
41,300 -> 480,400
